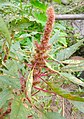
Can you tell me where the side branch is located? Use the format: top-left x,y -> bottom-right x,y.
55,14 -> 84,20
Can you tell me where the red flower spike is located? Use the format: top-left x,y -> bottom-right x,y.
41,6 -> 55,45
31,6 -> 55,82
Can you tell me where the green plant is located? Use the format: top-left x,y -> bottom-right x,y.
0,1 -> 84,119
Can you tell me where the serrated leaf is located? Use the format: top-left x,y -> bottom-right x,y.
43,112 -> 65,119
26,70 -> 33,98
10,95 -> 28,119
60,73 -> 84,87
70,101 -> 84,113
30,0 -> 47,12
56,39 -> 84,61
0,89 -> 13,108
0,16 -> 11,46
47,82 -> 84,102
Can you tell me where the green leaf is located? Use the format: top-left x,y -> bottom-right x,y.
2,60 -> 19,78
33,12 -> 47,26
0,89 -> 13,108
0,0 -> 6,3
61,73 -> 84,87
26,70 -> 33,98
70,101 -> 84,113
10,95 -> 28,119
61,61 -> 84,72
0,16 -> 11,46
9,17 -> 30,30
55,23 -> 66,30
62,59 -> 84,65
56,39 -> 84,61
47,82 -> 84,102
10,42 -> 26,61
45,61 -> 84,87
58,32 -> 67,47
45,61 -> 60,74
49,30 -> 60,44
0,75 -> 20,89
43,112 -> 65,119
60,32 -> 67,37
48,54 -> 64,66
58,37 -> 67,47
53,0 -> 61,4
19,33 -> 31,38
30,0 -> 47,12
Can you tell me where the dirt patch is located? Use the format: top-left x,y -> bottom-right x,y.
51,95 -> 84,119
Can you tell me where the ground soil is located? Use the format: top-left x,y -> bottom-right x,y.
51,95 -> 84,119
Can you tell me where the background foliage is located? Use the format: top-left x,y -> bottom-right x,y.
0,0 -> 84,119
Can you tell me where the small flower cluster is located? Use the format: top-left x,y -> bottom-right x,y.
32,6 -> 55,82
